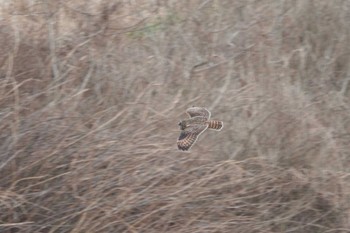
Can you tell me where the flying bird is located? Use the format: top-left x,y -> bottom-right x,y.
177,107 -> 223,151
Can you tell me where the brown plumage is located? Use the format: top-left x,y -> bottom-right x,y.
207,120 -> 223,130
177,107 -> 223,151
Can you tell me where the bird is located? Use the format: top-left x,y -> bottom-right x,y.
177,107 -> 223,151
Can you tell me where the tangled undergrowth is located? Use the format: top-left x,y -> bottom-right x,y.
0,1 -> 350,232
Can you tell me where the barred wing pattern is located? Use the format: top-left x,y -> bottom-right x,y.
177,124 -> 208,151
186,107 -> 211,120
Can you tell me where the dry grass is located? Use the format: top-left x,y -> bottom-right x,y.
1,0 -> 350,232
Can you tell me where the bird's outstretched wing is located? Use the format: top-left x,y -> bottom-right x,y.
177,124 -> 207,151
186,107 -> 211,120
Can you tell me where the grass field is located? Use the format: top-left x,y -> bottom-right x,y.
1,1 -> 350,232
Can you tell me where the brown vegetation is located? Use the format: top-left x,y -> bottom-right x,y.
1,1 -> 350,232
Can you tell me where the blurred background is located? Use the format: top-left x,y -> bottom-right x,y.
1,1 -> 350,232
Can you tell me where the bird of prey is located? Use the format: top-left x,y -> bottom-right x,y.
177,107 -> 223,151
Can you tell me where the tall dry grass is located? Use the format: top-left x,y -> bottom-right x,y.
0,0 -> 350,232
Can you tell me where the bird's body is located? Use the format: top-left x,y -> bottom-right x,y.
177,107 -> 223,151
178,117 -> 223,131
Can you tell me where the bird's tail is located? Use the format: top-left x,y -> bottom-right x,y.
207,120 -> 223,131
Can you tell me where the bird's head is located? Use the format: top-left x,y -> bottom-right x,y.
178,120 -> 186,130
